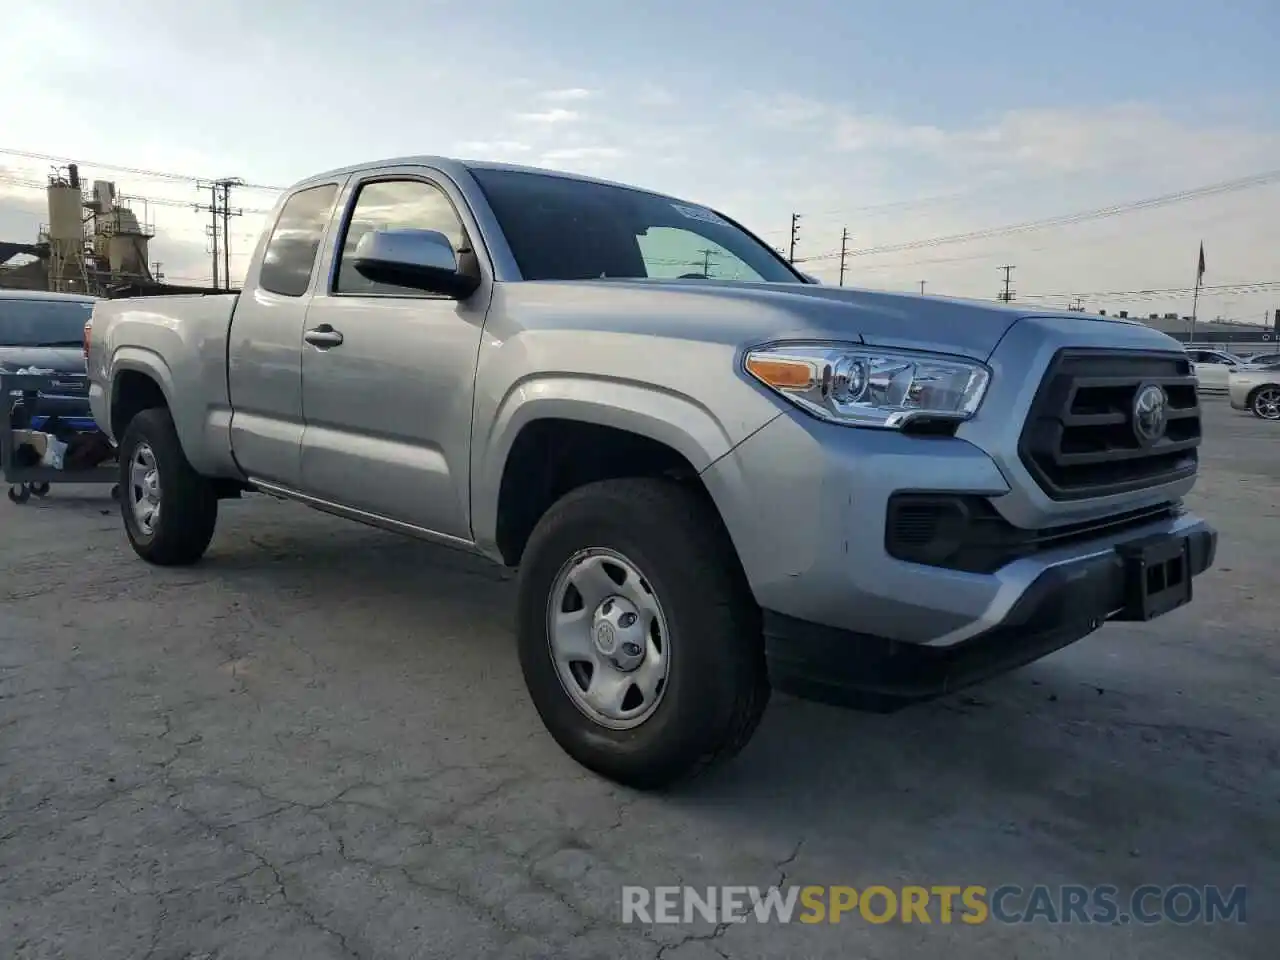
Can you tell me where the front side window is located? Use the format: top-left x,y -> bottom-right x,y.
335,179 -> 467,295
469,167 -> 799,283
0,298 -> 95,346
258,183 -> 339,298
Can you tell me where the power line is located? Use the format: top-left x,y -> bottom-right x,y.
1018,280 -> 1280,302
0,172 -> 274,215
797,167 -> 1280,263
0,146 -> 284,192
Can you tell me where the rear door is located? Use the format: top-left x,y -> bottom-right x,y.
227,181 -> 343,487
298,167 -> 493,540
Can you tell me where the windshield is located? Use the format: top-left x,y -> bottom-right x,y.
0,298 -> 95,347
470,168 -> 802,284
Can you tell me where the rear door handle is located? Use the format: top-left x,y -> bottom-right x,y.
304,325 -> 344,348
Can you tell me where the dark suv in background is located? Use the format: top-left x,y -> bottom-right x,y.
0,290 -> 97,424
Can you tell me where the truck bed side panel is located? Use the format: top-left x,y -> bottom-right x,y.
91,294 -> 241,478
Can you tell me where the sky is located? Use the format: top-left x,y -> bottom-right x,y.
1,0 -> 1278,322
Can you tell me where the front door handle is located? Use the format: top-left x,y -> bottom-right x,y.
304,325 -> 344,349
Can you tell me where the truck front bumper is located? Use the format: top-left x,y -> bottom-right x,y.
700,410 -> 1217,710
762,522 -> 1215,709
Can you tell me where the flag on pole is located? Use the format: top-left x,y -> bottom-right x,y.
1197,242 -> 1206,283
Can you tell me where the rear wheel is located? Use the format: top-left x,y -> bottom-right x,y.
516,478 -> 769,790
1249,385 -> 1280,420
118,407 -> 218,565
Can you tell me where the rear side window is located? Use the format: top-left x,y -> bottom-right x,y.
258,184 -> 339,297
0,298 -> 95,346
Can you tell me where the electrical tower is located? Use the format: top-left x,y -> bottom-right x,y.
838,228 -> 850,286
788,213 -> 802,264
195,177 -> 244,290
998,265 -> 1016,302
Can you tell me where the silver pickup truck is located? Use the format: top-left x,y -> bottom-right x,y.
86,157 -> 1217,788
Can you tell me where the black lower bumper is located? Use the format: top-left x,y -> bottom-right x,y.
763,524 -> 1218,712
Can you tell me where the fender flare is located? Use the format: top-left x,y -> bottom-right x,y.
107,347 -> 204,459
470,374 -> 740,551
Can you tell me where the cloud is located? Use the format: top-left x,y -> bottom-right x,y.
634,83 -> 678,109
540,87 -> 593,102
540,146 -> 623,163
745,94 -> 831,129
455,140 -> 532,157
516,107 -> 581,124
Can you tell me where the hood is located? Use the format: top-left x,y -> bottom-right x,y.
0,345 -> 88,375
511,279 -> 1135,361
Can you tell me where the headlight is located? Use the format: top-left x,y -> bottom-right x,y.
744,343 -> 990,428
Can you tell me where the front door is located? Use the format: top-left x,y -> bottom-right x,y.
299,172 -> 491,541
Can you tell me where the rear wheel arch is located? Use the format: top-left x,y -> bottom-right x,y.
111,368 -> 170,439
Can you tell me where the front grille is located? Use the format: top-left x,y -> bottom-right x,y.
1018,349 -> 1200,500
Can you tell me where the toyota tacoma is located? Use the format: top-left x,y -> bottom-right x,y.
85,157 -> 1218,788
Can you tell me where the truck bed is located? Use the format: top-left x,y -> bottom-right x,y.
88,293 -> 241,476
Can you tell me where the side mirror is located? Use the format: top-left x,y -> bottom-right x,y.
351,228 -> 480,299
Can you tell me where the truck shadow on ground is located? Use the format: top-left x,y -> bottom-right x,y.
188,506 -> 1276,899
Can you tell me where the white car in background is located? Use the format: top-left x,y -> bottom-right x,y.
1239,351 -> 1280,369
1185,348 -> 1244,393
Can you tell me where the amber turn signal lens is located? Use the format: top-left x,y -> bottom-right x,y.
746,356 -> 814,390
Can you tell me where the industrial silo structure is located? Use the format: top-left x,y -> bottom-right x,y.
45,164 -> 89,292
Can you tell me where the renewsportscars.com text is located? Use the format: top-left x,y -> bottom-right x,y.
622,884 -> 1247,926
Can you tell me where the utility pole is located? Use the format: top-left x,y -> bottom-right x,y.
195,183 -> 220,289
217,178 -> 244,290
695,248 -> 717,276
151,261 -> 164,283
788,213 -> 802,264
919,280 -> 926,295
195,177 -> 244,290
838,228 -> 850,286
998,265 -> 1016,302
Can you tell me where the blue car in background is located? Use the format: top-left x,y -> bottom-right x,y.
1,290 -> 98,431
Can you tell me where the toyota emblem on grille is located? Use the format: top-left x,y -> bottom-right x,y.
1133,383 -> 1168,446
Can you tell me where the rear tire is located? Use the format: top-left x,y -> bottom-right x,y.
516,477 -> 769,790
118,407 -> 218,565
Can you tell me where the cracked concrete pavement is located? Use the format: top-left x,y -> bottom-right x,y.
1,399 -> 1276,958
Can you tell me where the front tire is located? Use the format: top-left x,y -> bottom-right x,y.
1249,385 -> 1280,420
118,407 -> 218,565
516,478 -> 769,790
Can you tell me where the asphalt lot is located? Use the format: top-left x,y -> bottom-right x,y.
1,399 -> 1276,959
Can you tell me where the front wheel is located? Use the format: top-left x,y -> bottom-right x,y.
1250,385 -> 1280,420
118,407 -> 218,565
516,478 -> 769,790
